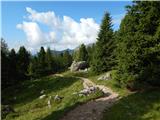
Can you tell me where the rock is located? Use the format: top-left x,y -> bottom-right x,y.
98,72 -> 111,81
79,89 -> 90,96
78,87 -> 97,96
89,86 -> 97,92
39,94 -> 46,99
40,90 -> 45,94
70,61 -> 88,72
54,95 -> 64,101
47,96 -> 52,109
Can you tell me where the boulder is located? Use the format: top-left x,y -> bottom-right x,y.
98,72 -> 112,81
70,61 -> 88,72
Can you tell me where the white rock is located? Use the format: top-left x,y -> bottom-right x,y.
54,95 -> 63,101
40,90 -> 45,94
48,99 -> 51,108
39,94 -> 46,99
98,72 -> 111,81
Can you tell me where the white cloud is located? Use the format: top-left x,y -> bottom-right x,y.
17,7 -> 99,52
17,22 -> 46,46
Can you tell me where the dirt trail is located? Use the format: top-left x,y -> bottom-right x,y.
60,76 -> 119,120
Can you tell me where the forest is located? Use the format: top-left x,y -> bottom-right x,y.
1,1 -> 160,120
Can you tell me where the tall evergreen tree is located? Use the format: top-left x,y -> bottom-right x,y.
87,44 -> 95,66
91,12 -> 114,74
45,47 -> 54,73
37,47 -> 47,76
8,49 -> 18,83
77,44 -> 88,62
28,56 -> 39,78
1,38 -> 10,88
115,1 -> 160,86
17,46 -> 30,80
63,50 -> 72,69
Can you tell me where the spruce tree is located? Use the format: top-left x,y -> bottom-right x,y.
63,50 -> 72,69
37,47 -> 47,76
45,47 -> 53,73
17,46 -> 30,80
116,1 -> 160,86
8,49 -> 18,83
1,38 -> 10,88
77,44 -> 88,62
91,12 -> 114,74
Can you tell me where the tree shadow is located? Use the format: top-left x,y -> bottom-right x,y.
41,95 -> 118,120
2,76 -> 80,106
103,88 -> 160,120
41,102 -> 82,120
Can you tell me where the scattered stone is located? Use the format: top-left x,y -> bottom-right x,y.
40,90 -> 45,94
47,96 -> 52,109
78,86 -> 97,96
39,94 -> 46,99
54,95 -> 64,101
89,86 -> 97,92
70,61 -> 88,72
98,72 -> 111,81
79,89 -> 91,96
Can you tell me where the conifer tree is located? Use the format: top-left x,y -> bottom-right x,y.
77,44 -> 88,61
8,49 -> 18,83
116,1 -> 160,86
45,47 -> 53,73
17,46 -> 30,80
91,12 -> 114,74
63,50 -> 72,69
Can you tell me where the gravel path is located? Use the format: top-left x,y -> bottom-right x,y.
60,76 -> 119,120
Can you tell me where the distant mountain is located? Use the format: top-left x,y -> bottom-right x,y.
51,43 -> 95,55
74,43 -> 95,52
51,48 -> 74,55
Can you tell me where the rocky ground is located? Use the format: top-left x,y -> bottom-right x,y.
60,76 -> 119,120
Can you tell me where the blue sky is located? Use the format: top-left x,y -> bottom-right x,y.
2,1 -> 132,51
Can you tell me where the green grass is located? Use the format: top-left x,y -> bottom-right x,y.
102,89 -> 160,120
3,71 -> 160,120
67,71 -> 160,120
2,74 -> 103,120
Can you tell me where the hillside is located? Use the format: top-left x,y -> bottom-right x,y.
2,73 -> 103,120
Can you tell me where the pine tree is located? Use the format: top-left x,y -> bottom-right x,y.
115,1 -> 160,86
1,38 -> 10,88
91,12 -> 114,74
37,47 -> 47,76
77,44 -> 88,62
63,50 -> 72,69
8,49 -> 18,84
17,46 -> 30,80
45,47 -> 54,73
87,44 -> 95,66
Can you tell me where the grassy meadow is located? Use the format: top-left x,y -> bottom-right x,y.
2,73 -> 103,120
